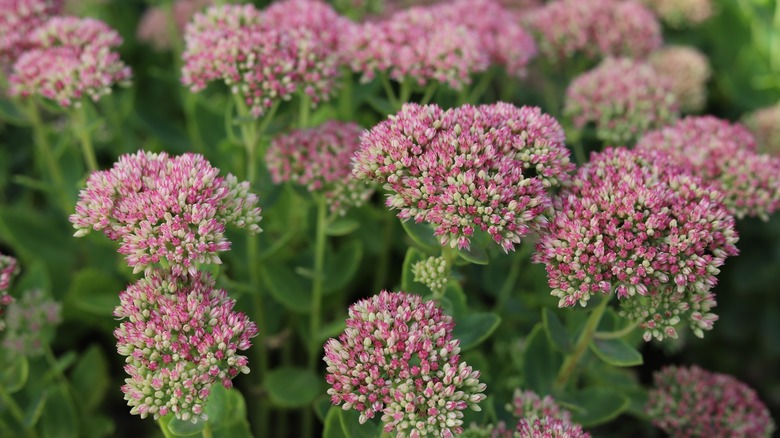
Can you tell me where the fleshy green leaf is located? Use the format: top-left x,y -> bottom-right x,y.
400,220 -> 439,252
260,262 -> 312,313
324,240 -> 363,294
39,383 -> 78,438
323,407 -> 348,438
265,367 -> 321,408
70,345 -> 109,411
339,409 -> 381,438
326,218 -> 360,236
522,323 -> 563,395
590,338 -> 643,367
566,387 -> 630,427
65,269 -> 122,316
543,308 -> 573,354
457,243 -> 489,265
453,312 -> 501,350
1,355 -> 29,393
166,417 -> 204,436
443,281 -> 467,317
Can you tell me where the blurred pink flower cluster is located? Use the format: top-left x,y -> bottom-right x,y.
0,253 -> 19,331
743,102 -> 780,155
0,0 -> 62,66
137,0 -> 212,51
648,45 -> 711,113
641,0 -> 712,28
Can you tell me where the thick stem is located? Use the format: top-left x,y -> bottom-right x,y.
380,73 -> 399,110
298,92 -> 311,129
309,197 -> 328,368
495,242 -> 533,310
554,297 -> 609,389
467,68 -> 497,104
419,83 -> 438,105
233,95 -> 259,182
26,102 -> 69,210
371,211 -> 395,292
0,385 -> 35,438
158,419 -> 175,438
73,104 -> 98,172
202,422 -> 213,438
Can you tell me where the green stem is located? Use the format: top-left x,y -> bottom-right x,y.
495,242 -> 533,310
202,422 -> 213,438
594,321 -> 640,340
398,78 -> 412,104
420,83 -> 438,105
233,95 -> 259,182
158,419 -> 175,438
0,385 -> 35,438
309,197 -> 328,368
371,211 -> 395,292
554,296 -> 609,389
73,104 -> 98,172
26,102 -> 69,210
248,233 -> 270,438
298,92 -> 311,129
338,70 -> 355,119
44,346 -> 66,383
380,73 -> 399,110
467,68 -> 497,104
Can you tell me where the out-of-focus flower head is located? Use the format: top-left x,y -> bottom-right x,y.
354,102 -> 573,252
637,116 -> 780,220
649,45 -> 711,113
265,120 -> 374,215
342,6 -> 489,90
565,57 -> 678,144
114,270 -> 257,423
70,151 -> 262,277
509,389 -> 571,424
527,0 -> 661,62
263,0 -> 353,56
137,0 -> 212,51
743,102 -> 780,156
323,291 -> 486,436
0,253 -> 19,331
647,365 -> 775,437
181,3 -> 339,118
516,416 -> 590,437
0,0 -> 62,66
641,0 -> 712,28
534,147 -> 739,341
2,289 -> 61,356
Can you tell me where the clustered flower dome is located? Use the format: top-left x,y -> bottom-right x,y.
0,0 -> 61,66
8,16 -> 131,107
114,270 -> 258,423
516,416 -> 590,438
526,0 -> 662,62
637,116 -> 780,220
0,253 -> 19,331
649,45 -> 711,113
137,0 -> 212,51
354,102 -> 573,252
323,291 -> 487,437
534,147 -> 739,342
510,389 -> 571,423
743,102 -> 780,155
265,120 -> 374,215
641,0 -> 712,28
181,3 -> 341,118
343,5 -> 489,90
263,0 -> 352,55
2,289 -> 61,356
565,57 -> 678,144
646,365 -> 775,437
70,150 -> 262,277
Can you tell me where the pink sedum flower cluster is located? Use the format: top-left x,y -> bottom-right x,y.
565,57 -> 678,144
0,0 -> 61,65
354,102 -> 573,251
9,16 -> 131,107
0,253 -> 19,331
516,416 -> 590,438
637,116 -> 780,220
263,0 -> 352,56
114,270 -> 258,422
641,0 -> 712,28
535,147 -> 739,341
323,291 -> 487,437
137,0 -> 212,51
70,151 -> 262,277
510,389 -> 571,424
649,45 -> 711,113
2,289 -> 61,356
743,102 -> 780,155
647,365 -> 775,437
266,121 -> 374,215
527,0 -> 661,62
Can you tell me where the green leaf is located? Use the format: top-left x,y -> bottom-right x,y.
400,220 -> 439,252
265,367 -> 321,408
566,387 -> 630,427
323,407 -> 348,438
453,312 -> 501,350
24,391 -> 48,428
326,218 -> 360,236
339,409 -> 381,438
314,396 -> 332,423
42,351 -> 78,383
39,383 -> 78,438
522,323 -> 563,395
443,281 -> 467,317
324,240 -> 363,294
260,262 -> 312,313
400,248 -> 431,296
318,318 -> 347,344
211,421 -> 252,438
65,269 -> 122,316
70,345 -> 109,411
166,417 -> 204,436
590,338 -> 643,367
205,385 -> 251,436
0,355 -> 29,393
543,309 -> 573,354
457,243 -> 489,265
15,261 -> 51,296
0,98 -> 27,125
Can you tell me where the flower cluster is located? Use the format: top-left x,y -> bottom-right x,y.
509,389 -> 571,424
2,289 -> 61,356
8,16 -> 131,107
637,116 -> 780,220
641,0 -> 712,28
0,253 -> 19,331
649,45 -> 711,113
0,0 -> 61,66
565,57 -> 678,144
354,102 -> 573,251
743,102 -> 780,155
342,6 -> 489,89
463,422 -> 513,438
411,256 -> 448,297
265,121 -> 374,215
323,291 -> 487,436
534,147 -> 739,341
137,0 -> 212,51
181,3 -> 340,117
263,0 -> 352,55
516,416 -> 590,438
114,270 -> 258,422
527,0 -> 662,62
70,150 -> 262,277
646,365 -> 775,437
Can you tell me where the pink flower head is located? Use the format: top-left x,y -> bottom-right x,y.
0,253 -> 19,331
743,102 -> 780,156
649,45 -> 711,113
641,0 -> 712,28
323,291 -> 487,436
70,151 -> 262,277
516,416 -> 590,438
430,0 -> 537,77
263,0 -> 353,56
343,6 -> 489,89
114,270 -> 258,422
527,0 -> 661,62
2,289 -> 61,356
636,116 -> 780,220
0,0 -> 61,65
354,103 -> 573,251
534,147 -> 739,341
510,389 -> 571,424
565,57 -> 678,144
266,121 -> 374,215
647,365 -> 775,437
181,3 -> 339,118
137,0 -> 212,51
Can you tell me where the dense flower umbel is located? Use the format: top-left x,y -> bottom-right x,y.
743,102 -> 780,155
137,0 -> 212,51
323,291 -> 487,437
343,6 -> 489,89
516,416 -> 590,438
647,365 -> 775,437
2,289 -> 61,356
510,389 -> 571,424
526,0 -> 661,62
266,121 -> 374,215
181,3 -> 339,118
0,0 -> 61,65
8,16 -> 131,107
354,103 -> 573,251
640,0 -> 712,28
649,46 -> 711,113
70,151 -> 262,277
636,116 -> 780,220
0,253 -> 19,331
565,57 -> 678,144
263,0 -> 353,56
114,270 -> 257,422
534,148 -> 739,341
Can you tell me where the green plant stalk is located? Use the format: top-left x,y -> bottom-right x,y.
158,419 -> 175,438
299,92 -> 311,129
202,422 -> 213,438
380,73 -> 400,109
398,78 -> 412,105
467,68 -> 497,104
232,95 -> 259,182
419,83 -> 438,105
26,101 -> 69,211
73,104 -> 98,172
371,210 -> 395,292
0,385 -> 36,438
554,296 -> 609,389
594,320 -> 639,340
495,241 -> 533,310
338,71 -> 355,119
